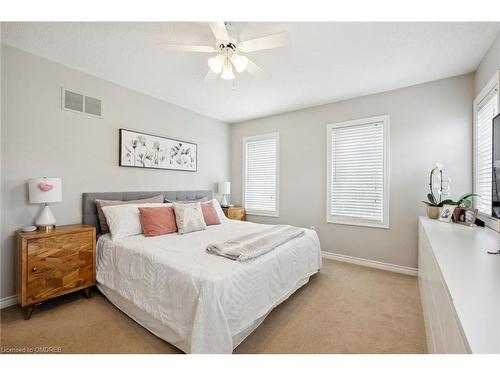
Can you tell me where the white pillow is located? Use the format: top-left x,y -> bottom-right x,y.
172,202 -> 207,234
101,203 -> 170,240
209,199 -> 228,222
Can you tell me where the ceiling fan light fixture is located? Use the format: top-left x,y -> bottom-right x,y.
208,55 -> 224,74
232,54 -> 249,73
221,61 -> 235,80
160,23 -> 288,83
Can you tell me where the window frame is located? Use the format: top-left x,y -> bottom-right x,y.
326,115 -> 390,229
473,70 -> 500,219
242,132 -> 280,217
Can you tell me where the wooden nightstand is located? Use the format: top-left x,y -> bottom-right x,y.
16,224 -> 96,319
222,206 -> 246,221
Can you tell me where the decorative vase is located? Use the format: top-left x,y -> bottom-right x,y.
426,206 -> 440,219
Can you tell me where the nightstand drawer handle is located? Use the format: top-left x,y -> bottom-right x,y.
31,267 -> 38,272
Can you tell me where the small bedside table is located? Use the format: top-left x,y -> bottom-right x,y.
16,224 -> 96,319
222,206 -> 246,221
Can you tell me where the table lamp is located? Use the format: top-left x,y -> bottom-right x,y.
218,181 -> 231,207
28,177 -> 62,231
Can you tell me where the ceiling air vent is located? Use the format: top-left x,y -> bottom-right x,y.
62,88 -> 102,118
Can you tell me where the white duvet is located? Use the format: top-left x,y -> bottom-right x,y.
96,220 -> 321,353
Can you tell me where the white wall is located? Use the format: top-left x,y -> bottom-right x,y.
475,31 -> 500,95
0,45 -> 230,299
231,74 -> 474,269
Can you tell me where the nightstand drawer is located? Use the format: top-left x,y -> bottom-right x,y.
26,231 -> 94,304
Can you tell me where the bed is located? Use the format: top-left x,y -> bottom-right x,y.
82,190 -> 322,353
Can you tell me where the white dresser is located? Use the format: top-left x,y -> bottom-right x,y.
418,216 -> 500,353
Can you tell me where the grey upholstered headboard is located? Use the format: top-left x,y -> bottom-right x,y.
82,190 -> 213,235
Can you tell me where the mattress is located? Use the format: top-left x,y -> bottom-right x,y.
96,220 -> 322,353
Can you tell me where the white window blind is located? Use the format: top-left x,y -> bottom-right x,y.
327,115 -> 389,228
243,133 -> 279,216
475,87 -> 499,215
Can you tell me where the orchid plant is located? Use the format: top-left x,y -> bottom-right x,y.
422,162 -> 477,208
422,163 -> 449,207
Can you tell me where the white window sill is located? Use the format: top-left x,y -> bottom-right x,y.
246,210 -> 280,218
327,217 -> 389,229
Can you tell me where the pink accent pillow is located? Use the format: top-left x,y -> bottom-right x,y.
95,194 -> 164,234
201,201 -> 221,226
139,206 -> 178,237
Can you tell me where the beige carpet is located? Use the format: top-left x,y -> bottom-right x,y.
0,260 -> 426,354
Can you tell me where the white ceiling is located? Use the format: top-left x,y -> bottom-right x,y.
2,22 -> 499,123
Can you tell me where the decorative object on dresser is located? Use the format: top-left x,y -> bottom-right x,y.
21,226 -> 37,232
119,128 -> 197,172
449,192 -> 477,208
422,163 -> 451,219
28,177 -> 62,231
222,206 -> 246,221
218,181 -> 231,207
454,207 -> 479,226
438,204 -> 457,223
16,224 -> 96,320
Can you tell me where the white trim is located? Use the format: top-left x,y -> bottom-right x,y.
0,295 -> 18,309
326,114 -> 390,229
245,211 -> 280,218
472,70 -> 499,218
321,251 -> 417,276
242,132 -> 280,217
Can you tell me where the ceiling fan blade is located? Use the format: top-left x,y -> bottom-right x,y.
238,32 -> 288,53
204,70 -> 218,83
209,22 -> 230,42
158,43 -> 216,53
245,58 -> 269,80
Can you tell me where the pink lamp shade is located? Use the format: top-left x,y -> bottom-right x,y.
28,177 -> 62,204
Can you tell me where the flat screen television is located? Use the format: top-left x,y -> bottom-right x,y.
492,113 -> 500,218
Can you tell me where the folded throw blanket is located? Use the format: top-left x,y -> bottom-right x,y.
207,225 -> 305,261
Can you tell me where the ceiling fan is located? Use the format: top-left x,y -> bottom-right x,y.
159,22 -> 288,82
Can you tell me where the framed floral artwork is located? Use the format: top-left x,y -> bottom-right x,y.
119,129 -> 197,172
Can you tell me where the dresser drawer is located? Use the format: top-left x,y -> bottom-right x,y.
418,221 -> 471,354
26,231 -> 94,304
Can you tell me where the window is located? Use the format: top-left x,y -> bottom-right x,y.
473,71 -> 499,216
243,133 -> 279,217
326,115 -> 390,228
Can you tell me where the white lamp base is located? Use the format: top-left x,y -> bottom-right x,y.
36,204 -> 56,231
220,194 -> 230,208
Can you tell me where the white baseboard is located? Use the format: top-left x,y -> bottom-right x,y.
321,251 -> 418,276
0,295 -> 18,309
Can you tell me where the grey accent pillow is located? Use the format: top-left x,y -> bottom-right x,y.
95,194 -> 164,234
172,202 -> 207,234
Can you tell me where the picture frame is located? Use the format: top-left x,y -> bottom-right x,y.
438,204 -> 457,223
119,128 -> 197,172
453,207 -> 478,227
